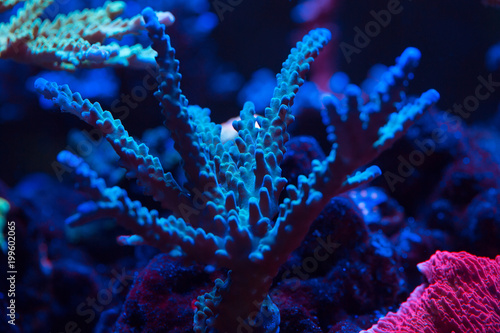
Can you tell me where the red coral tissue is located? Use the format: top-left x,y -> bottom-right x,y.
362,251 -> 500,333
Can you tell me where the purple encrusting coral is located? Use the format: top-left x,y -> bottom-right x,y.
1,1 -> 500,333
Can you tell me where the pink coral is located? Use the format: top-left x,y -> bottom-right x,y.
362,251 -> 500,333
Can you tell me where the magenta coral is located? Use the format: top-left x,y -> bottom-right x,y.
362,251 -> 500,333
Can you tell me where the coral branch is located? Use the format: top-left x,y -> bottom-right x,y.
265,48 -> 439,271
321,47 -> 440,178
0,0 -> 174,70
57,151 -> 223,263
34,78 -> 190,215
143,7 -> 224,205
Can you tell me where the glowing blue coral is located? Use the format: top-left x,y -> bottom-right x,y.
321,47 -> 440,171
35,8 -> 439,333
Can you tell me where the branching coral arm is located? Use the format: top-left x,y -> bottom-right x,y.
322,47 -> 440,169
259,48 -> 440,269
57,151 -> 223,263
0,0 -> 174,70
0,0 -> 51,34
142,8 -> 225,207
223,28 -> 332,223
258,28 -> 332,160
34,79 -> 191,215
38,1 -> 174,43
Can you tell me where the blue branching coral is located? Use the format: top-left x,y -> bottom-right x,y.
32,6 -> 440,333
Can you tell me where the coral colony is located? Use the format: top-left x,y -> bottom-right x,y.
1,1 -> 500,333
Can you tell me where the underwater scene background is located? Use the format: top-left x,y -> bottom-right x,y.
1,0 -> 500,332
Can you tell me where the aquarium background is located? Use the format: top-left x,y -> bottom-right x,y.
1,0 -> 500,332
